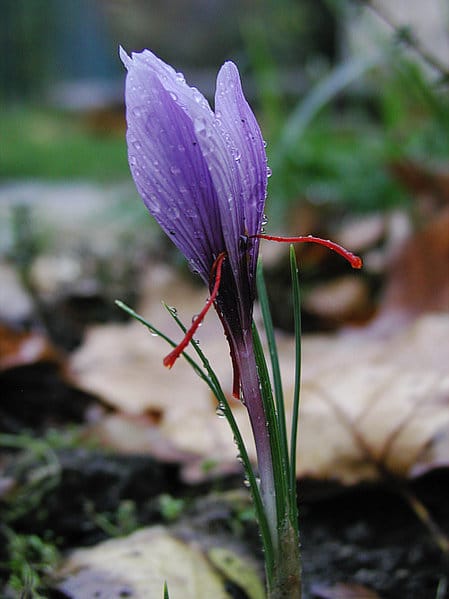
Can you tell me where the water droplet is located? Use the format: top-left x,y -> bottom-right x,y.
263,140 -> 267,148
149,194 -> 160,213
169,91 -> 178,101
177,144 -> 185,152
176,72 -> 185,83
132,106 -> 142,117
132,141 -> 142,151
167,205 -> 180,219
167,306 -> 178,315
261,214 -> 268,226
129,155 -> 137,166
170,165 -> 181,175
194,117 -> 207,136
243,478 -> 251,488
216,405 -> 225,418
233,149 -> 241,161
266,166 -> 272,178
192,88 -> 204,104
150,332 -> 158,337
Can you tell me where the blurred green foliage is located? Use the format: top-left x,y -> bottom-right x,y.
262,57 -> 449,218
0,108 -> 128,181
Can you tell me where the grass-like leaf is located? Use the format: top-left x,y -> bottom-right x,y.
289,246 -> 302,529
256,261 -> 290,489
252,322 -> 289,532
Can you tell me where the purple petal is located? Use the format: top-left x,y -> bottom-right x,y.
215,61 -> 268,239
122,50 -> 226,280
121,48 -> 246,282
215,61 -> 268,283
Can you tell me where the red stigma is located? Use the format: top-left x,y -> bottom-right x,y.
163,252 -> 227,368
253,234 -> 363,269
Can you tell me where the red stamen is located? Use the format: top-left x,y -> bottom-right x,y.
163,252 -> 227,368
253,234 -> 363,269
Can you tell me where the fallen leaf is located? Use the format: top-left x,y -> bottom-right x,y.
54,526 -> 231,599
71,288 -> 449,485
0,323 -> 58,371
374,208 -> 449,330
302,275 -> 372,325
294,314 -> 449,483
69,257 -> 449,484
208,546 -> 265,599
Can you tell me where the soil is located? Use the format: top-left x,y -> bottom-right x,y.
1,446 -> 448,598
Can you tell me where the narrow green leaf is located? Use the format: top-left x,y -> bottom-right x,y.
252,322 -> 289,531
115,300 -> 208,384
289,246 -> 302,530
163,581 -> 169,599
256,261 -> 290,488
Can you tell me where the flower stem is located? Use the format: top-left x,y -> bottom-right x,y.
237,329 -> 302,598
237,329 -> 278,548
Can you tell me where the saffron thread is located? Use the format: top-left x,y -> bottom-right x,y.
163,252 -> 227,368
253,234 -> 363,269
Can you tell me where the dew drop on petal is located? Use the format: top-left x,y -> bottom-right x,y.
266,166 -> 272,178
170,165 -> 181,175
169,91 -> 178,101
149,194 -> 161,213
232,149 -> 241,161
132,141 -> 142,151
194,117 -> 207,136
176,72 -> 185,83
132,106 -> 142,117
167,205 -> 180,219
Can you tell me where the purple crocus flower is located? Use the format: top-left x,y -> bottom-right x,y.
120,48 -> 268,393
121,47 -> 280,536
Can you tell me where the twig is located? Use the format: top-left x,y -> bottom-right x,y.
362,0 -> 449,79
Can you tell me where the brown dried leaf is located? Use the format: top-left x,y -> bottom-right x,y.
376,208 -> 449,327
294,314 -> 449,482
54,526 -> 231,599
0,323 -> 59,371
72,295 -> 449,484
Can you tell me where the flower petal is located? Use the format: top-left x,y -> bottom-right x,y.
123,53 -> 225,280
215,62 -> 268,240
